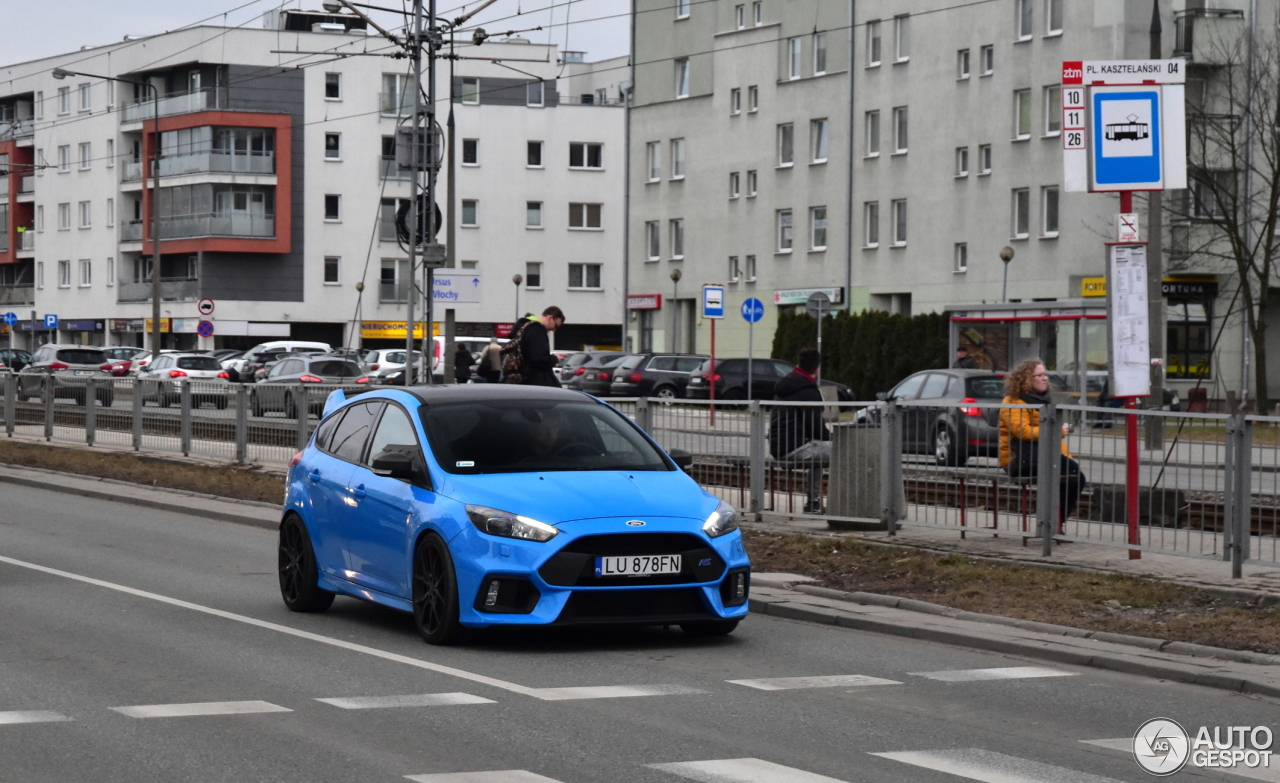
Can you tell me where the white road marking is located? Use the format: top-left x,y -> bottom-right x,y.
0,711 -> 72,725
531,684 -> 705,701
726,675 -> 901,691
1083,739 -> 1280,782
909,666 -> 1078,682
870,748 -> 1128,782
405,772 -> 565,782
317,693 -> 495,709
111,700 -> 291,719
648,757 -> 850,782
0,554 -> 691,703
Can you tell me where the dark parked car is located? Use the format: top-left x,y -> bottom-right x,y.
579,355 -> 633,397
609,354 -> 708,398
560,351 -> 626,387
252,357 -> 364,417
15,344 -> 119,406
856,369 -> 1008,466
0,348 -> 33,372
686,358 -> 853,402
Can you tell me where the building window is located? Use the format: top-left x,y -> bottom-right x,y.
527,201 -> 543,228
569,203 -> 602,229
979,144 -> 993,174
729,256 -> 741,283
1046,0 -> 1063,34
814,33 -> 827,75
894,15 -> 910,61
324,133 -> 341,159
729,172 -> 741,199
1042,186 -> 1059,236
1012,188 -> 1030,238
745,255 -> 757,281
526,262 -> 542,288
670,219 -> 684,258
568,263 -> 602,289
107,257 -> 114,286
646,142 -> 661,181
646,221 -> 660,259
1044,85 -> 1061,135
462,199 -> 478,227
79,259 -> 91,287
777,209 -> 793,251
954,243 -> 968,273
106,198 -> 114,227
748,85 -> 759,112
79,142 -> 91,170
106,139 -> 114,168
670,138 -> 686,178
730,88 -> 741,115
325,73 -> 341,99
865,111 -> 880,156
58,87 -> 70,114
461,77 -> 479,104
460,260 -> 478,270
736,4 -> 745,28
35,91 -> 42,120
58,145 -> 70,172
956,147 -> 969,177
810,207 -> 827,250
676,0 -> 690,18
78,201 -> 91,228
1191,170 -> 1234,218
891,199 -> 907,245
527,140 -> 543,167
1014,89 -> 1031,139
753,1 -> 762,25
324,256 -> 340,284
1017,0 -> 1033,39
58,260 -> 71,288
788,37 -> 802,79
981,45 -> 994,75
867,20 -> 881,66
324,194 -> 341,221
747,169 -> 758,196
462,138 -> 478,165
893,107 -> 908,153
526,81 -> 544,106
811,119 -> 829,163
675,59 -> 690,98
36,205 -> 43,232
957,49 -> 970,79
380,73 -> 411,115
777,123 -> 794,166
36,261 -> 43,289
1167,300 -> 1211,379
58,203 -> 70,230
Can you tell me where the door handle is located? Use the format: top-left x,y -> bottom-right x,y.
353,484 -> 367,499
308,470 -> 321,482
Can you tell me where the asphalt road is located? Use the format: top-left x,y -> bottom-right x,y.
2,483 -> 1277,783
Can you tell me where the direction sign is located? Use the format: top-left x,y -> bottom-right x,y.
1,312 -> 16,327
432,271 -> 481,304
43,314 -> 58,330
197,298 -> 215,316
702,285 -> 725,319
197,320 -> 215,338
805,291 -> 832,319
1062,59 -> 1185,85
741,297 -> 764,323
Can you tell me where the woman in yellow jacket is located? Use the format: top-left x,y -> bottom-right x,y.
999,359 -> 1086,530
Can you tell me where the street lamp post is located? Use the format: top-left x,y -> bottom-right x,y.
512,273 -> 523,324
54,68 -> 161,356
999,246 -> 1015,303
669,268 -> 682,354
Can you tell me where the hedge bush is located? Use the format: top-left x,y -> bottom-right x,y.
771,309 -> 949,400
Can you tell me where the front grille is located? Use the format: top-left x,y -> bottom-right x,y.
555,588 -> 712,625
539,533 -> 724,587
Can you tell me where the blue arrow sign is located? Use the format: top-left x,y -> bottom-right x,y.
741,298 -> 764,323
1,312 -> 17,327
43,314 -> 58,330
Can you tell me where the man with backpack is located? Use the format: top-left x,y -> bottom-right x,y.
501,306 -> 565,387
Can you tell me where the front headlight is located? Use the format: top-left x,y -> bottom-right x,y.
466,505 -> 558,542
702,499 -> 739,538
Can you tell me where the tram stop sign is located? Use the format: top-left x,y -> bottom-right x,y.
806,291 -> 832,319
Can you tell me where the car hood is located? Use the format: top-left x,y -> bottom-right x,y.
435,469 -> 717,525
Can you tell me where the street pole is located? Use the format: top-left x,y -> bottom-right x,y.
1145,0 -> 1166,447
999,246 -> 1015,303
404,0 -> 423,383
512,274 -> 522,323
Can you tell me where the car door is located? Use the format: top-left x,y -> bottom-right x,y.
300,407 -> 357,571
315,401 -> 384,575
911,372 -> 952,452
344,402 -> 430,597
887,372 -> 929,449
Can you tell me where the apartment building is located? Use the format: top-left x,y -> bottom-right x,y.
0,10 -> 625,353
628,0 -> 1256,401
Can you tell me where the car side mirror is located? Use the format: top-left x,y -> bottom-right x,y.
876,392 -> 888,402
668,448 -> 694,471
371,450 -> 415,480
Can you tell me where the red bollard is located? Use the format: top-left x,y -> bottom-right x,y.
1126,397 -> 1141,559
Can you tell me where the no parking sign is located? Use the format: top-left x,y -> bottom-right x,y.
197,320 -> 215,338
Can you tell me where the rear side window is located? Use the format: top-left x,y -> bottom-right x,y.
967,377 -> 1006,399
309,360 -> 362,377
177,356 -> 221,371
56,349 -> 107,365
329,402 -> 384,462
648,357 -> 675,371
675,357 -> 704,372
918,373 -> 950,399
314,410 -> 346,452
618,355 -> 645,371
601,356 -> 629,369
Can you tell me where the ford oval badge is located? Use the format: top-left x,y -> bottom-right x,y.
626,520 -> 646,527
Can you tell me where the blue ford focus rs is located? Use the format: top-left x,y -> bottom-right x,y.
279,384 -> 750,644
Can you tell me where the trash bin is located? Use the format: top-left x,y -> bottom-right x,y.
827,421 -> 887,528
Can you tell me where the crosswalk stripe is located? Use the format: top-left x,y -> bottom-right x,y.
110,700 -> 292,719
726,675 -> 901,691
870,748 -> 1127,782
529,684 -> 704,701
909,666 -> 1078,682
404,771 -> 565,782
318,693 -> 495,710
648,757 -> 850,782
1083,739 -> 1280,782
0,710 -> 72,725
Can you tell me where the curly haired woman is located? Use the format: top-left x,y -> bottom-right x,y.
999,359 -> 1086,530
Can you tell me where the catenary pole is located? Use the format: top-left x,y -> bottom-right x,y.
404,0 -> 422,382
1145,0 -> 1165,447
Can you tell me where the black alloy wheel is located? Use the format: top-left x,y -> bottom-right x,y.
680,619 -> 740,636
278,515 -> 335,613
934,424 -> 968,467
412,534 -> 464,645
653,385 -> 677,400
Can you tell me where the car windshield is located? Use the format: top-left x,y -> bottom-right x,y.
55,349 -> 106,365
177,356 -> 222,371
967,377 -> 1007,398
421,400 -> 671,475
309,360 -> 362,377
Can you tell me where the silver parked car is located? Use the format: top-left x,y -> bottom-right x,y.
252,356 -> 364,417
136,352 -> 232,408
16,344 -> 119,406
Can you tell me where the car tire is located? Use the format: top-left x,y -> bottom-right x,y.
284,392 -> 298,420
251,392 -> 265,418
680,619 -> 740,637
15,384 -> 28,402
654,385 -> 677,400
98,391 -> 114,408
70,389 -> 86,406
157,384 -> 171,408
412,533 -> 465,646
277,515 -> 335,613
934,425 -> 967,467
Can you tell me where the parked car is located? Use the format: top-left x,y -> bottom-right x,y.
557,351 -> 625,384
854,369 -> 1008,466
609,354 -> 708,398
226,340 -> 332,377
101,346 -> 148,375
563,352 -> 627,390
279,384 -> 748,643
686,358 -> 853,402
579,354 -> 633,397
250,349 -> 329,382
362,349 -> 421,375
252,356 -> 365,417
136,353 -> 232,408
0,348 -> 33,372
15,344 -> 118,406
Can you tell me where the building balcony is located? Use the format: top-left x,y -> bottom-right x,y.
0,119 -> 34,142
380,281 -> 409,303
122,88 -> 223,124
116,277 -> 199,303
122,151 -> 276,183
1174,8 -> 1245,65
18,230 -> 33,251
121,213 -> 275,242
18,176 -> 34,195
0,284 -> 35,306
379,157 -> 413,181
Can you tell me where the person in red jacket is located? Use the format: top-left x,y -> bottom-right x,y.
769,348 -> 830,514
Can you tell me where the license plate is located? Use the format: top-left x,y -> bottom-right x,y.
73,371 -> 91,376
594,554 -> 682,577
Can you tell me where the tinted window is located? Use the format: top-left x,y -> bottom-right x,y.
56,349 -> 107,365
647,356 -> 675,371
365,405 -> 420,466
387,352 -> 406,364
771,361 -> 793,377
177,356 -> 222,371
422,400 -> 669,475
675,357 -> 704,372
315,410 -> 345,452
967,377 -> 1007,399
918,373 -> 950,399
753,360 -> 776,378
618,355 -> 645,371
330,402 -> 383,462
716,359 -> 745,373
309,360 -> 362,377
892,373 -> 928,399
600,356 -> 630,369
